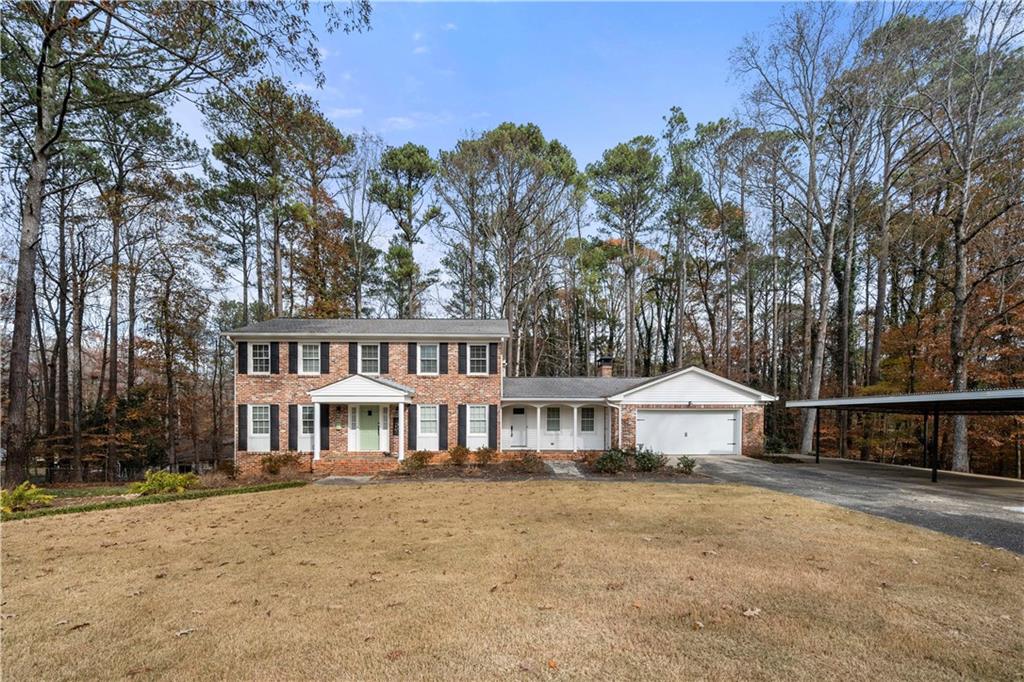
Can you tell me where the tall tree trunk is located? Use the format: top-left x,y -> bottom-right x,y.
106,210 -> 122,482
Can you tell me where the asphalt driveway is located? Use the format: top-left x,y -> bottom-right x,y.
696,455 -> 1024,553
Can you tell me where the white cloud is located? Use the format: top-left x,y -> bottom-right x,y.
412,30 -> 424,42
442,22 -> 457,31
328,107 -> 363,119
413,45 -> 430,55
382,116 -> 417,131
379,111 -> 454,133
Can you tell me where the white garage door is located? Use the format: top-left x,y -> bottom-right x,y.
636,410 -> 738,455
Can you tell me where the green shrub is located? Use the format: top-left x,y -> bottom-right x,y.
403,450 -> 434,471
1,481 -> 56,513
474,447 -> 496,466
764,435 -> 787,454
633,447 -> 668,472
260,453 -> 300,476
593,449 -> 627,474
446,445 -> 471,467
130,470 -> 200,496
675,456 -> 697,475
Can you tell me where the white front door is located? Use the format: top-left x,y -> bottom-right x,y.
636,409 -> 739,455
509,407 -> 527,448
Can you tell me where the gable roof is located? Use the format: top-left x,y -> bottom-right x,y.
606,366 -> 776,402
226,318 -> 509,339
503,377 -> 650,401
308,374 -> 415,401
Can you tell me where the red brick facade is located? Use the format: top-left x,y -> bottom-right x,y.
235,340 -> 502,475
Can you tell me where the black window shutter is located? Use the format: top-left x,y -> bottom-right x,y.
238,342 -> 248,374
288,405 -> 298,450
488,343 -> 498,375
320,342 -> 330,373
458,343 -> 467,374
320,404 -> 330,449
407,342 -> 417,374
408,404 -> 417,450
348,342 -> 358,374
380,342 -> 389,374
270,404 -> 280,451
237,404 -> 247,450
488,404 -> 498,449
439,404 -> 449,450
270,342 -> 280,374
288,342 -> 298,374
457,404 -> 467,447
439,342 -> 449,374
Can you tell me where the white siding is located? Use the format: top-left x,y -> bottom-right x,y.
620,371 -> 757,405
501,405 -> 605,451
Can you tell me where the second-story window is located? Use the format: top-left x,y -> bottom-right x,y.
360,343 -> 379,374
300,343 -> 320,374
251,343 -> 271,374
468,344 -> 488,374
418,343 -> 438,374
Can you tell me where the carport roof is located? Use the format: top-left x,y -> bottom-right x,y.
788,388 -> 1024,415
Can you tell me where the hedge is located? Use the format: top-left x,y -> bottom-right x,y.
1,480 -> 307,522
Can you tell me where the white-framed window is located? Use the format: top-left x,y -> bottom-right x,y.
250,343 -> 271,374
249,404 -> 271,451
468,344 -> 488,374
418,343 -> 439,374
419,404 -> 438,435
546,406 -> 561,432
469,405 -> 488,435
359,343 -> 379,374
300,343 -> 320,374
580,407 -> 595,432
301,405 -> 315,435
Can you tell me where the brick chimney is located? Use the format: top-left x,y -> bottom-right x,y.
597,356 -> 614,378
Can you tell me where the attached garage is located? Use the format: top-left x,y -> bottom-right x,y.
636,409 -> 739,455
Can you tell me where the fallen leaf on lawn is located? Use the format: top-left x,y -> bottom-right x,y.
605,582 -> 624,591
743,608 -> 762,618
68,622 -> 90,631
154,573 -> 166,579
175,628 -> 194,637
910,559 -> 919,565
701,550 -> 718,557
692,621 -> 705,630
385,601 -> 405,608
386,650 -> 403,661
489,584 -> 499,593
632,601 -> 642,610
55,619 -> 68,626
547,659 -> 558,670
538,605 -> 555,611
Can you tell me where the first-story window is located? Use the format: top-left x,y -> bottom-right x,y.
301,405 -> 315,435
580,407 -> 595,432
251,343 -> 271,374
419,404 -> 438,435
360,343 -> 379,374
469,405 -> 488,435
300,343 -> 320,374
546,406 -> 561,432
468,344 -> 488,374
418,343 -> 438,374
251,405 -> 270,434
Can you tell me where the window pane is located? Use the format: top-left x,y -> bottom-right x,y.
546,407 -> 560,432
251,344 -> 270,373
420,405 -> 438,434
301,406 -> 315,435
581,407 -> 595,432
469,405 -> 487,434
301,344 -> 320,373
361,344 -> 379,373
251,405 -> 270,434
419,344 -> 438,373
469,345 -> 488,373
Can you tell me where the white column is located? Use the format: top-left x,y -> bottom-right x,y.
397,402 -> 405,461
536,405 -> 543,451
572,405 -> 578,453
313,402 -> 321,461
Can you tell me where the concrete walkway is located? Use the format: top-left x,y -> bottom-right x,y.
696,455 -> 1024,553
545,461 -> 584,479
314,475 -> 373,486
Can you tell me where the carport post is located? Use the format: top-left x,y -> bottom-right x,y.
922,412 -> 929,468
814,409 -> 821,464
931,408 -> 940,483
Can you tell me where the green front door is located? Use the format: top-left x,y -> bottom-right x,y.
358,406 -> 380,451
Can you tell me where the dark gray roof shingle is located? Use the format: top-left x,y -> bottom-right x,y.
227,318 -> 509,338
502,377 -> 651,400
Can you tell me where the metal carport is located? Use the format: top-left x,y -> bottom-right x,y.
788,388 -> 1024,482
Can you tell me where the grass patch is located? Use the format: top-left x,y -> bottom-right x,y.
42,485 -> 132,498
1,481 -> 306,521
2,481 -> 1021,680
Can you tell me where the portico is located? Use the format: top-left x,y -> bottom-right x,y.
308,374 -> 415,461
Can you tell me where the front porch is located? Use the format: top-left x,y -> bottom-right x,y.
500,402 -> 610,453
308,374 -> 414,462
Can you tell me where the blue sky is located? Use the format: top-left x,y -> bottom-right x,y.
294,2 -> 786,167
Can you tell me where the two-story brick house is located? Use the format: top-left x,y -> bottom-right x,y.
227,318 -> 775,475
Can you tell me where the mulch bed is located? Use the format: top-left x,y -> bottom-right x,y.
376,463 -> 551,481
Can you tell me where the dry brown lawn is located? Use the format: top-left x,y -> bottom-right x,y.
2,481 -> 1021,681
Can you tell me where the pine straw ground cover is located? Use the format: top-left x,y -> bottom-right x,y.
1,482 -> 1021,681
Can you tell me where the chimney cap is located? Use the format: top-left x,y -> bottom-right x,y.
597,355 -> 613,366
